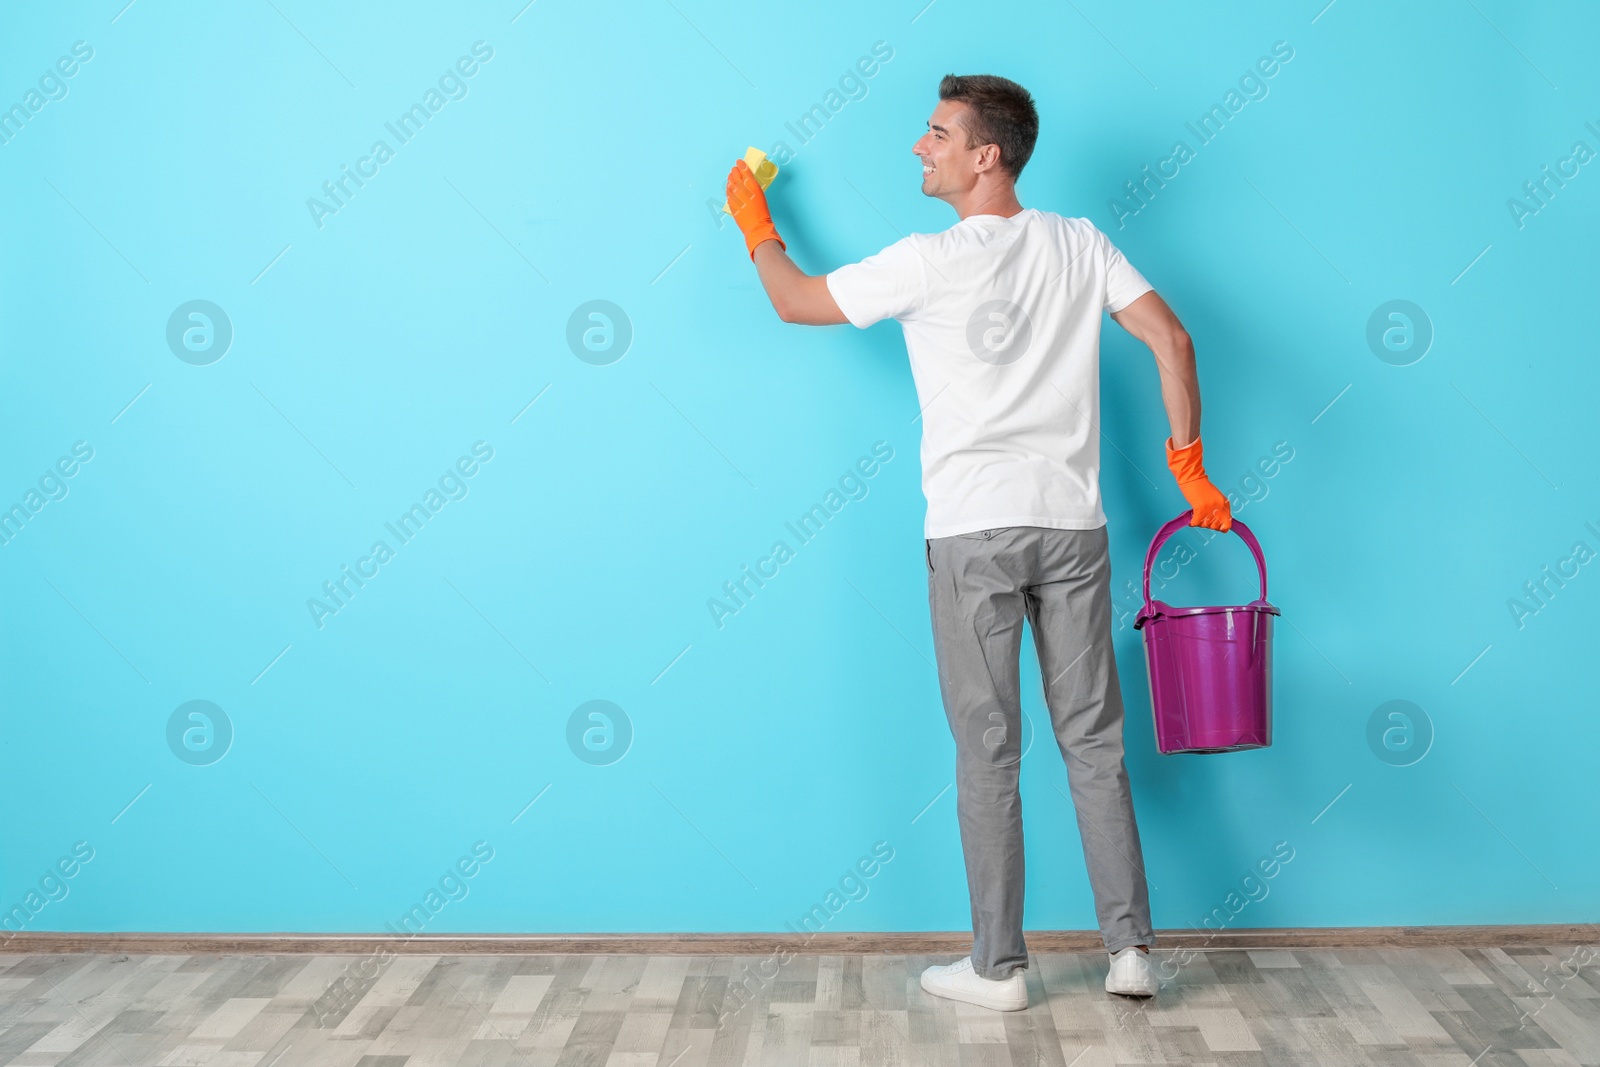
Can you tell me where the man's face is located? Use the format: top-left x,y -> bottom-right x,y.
913,99 -> 985,200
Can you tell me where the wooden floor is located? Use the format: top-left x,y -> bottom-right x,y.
0,946 -> 1595,1066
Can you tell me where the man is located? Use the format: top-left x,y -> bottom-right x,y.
724,74 -> 1232,1012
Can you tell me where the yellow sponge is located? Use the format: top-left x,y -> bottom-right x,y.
722,146 -> 778,214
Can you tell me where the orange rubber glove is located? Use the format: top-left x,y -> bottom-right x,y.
1166,435 -> 1233,532
725,158 -> 785,260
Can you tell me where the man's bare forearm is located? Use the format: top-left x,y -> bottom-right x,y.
748,239 -> 849,326
751,239 -> 805,320
1108,291 -> 1205,450
1152,334 -> 1201,450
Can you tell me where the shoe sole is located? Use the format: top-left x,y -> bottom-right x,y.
1105,971 -> 1158,997
1105,984 -> 1156,997
920,974 -> 1027,1011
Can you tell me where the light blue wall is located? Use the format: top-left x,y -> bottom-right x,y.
2,0 -> 1595,939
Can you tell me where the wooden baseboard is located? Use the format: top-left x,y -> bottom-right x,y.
2,924 -> 1593,955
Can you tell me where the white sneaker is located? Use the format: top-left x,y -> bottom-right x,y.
920,956 -> 1028,1011
1105,946 -> 1158,997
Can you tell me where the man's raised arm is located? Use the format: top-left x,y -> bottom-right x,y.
727,159 -> 849,326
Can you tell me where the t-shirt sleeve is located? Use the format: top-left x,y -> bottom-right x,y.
1096,226 -> 1154,313
825,236 -> 928,329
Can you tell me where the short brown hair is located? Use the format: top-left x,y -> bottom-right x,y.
937,74 -> 1039,181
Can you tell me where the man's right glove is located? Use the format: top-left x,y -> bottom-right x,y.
1166,435 -> 1233,532
725,158 -> 786,260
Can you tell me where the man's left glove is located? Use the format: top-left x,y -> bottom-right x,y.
1166,435 -> 1233,532
725,158 -> 785,260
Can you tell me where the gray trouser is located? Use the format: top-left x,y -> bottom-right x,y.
925,524 -> 1155,980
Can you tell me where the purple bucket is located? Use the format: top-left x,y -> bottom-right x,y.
1133,510 -> 1280,755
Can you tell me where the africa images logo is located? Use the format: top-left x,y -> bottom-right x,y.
966,299 -> 1032,366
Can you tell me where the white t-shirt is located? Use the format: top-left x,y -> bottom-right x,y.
826,208 -> 1153,538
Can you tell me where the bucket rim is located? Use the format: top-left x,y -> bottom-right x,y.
1134,598 -> 1280,629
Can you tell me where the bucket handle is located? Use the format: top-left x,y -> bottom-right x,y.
1141,510 -> 1269,609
